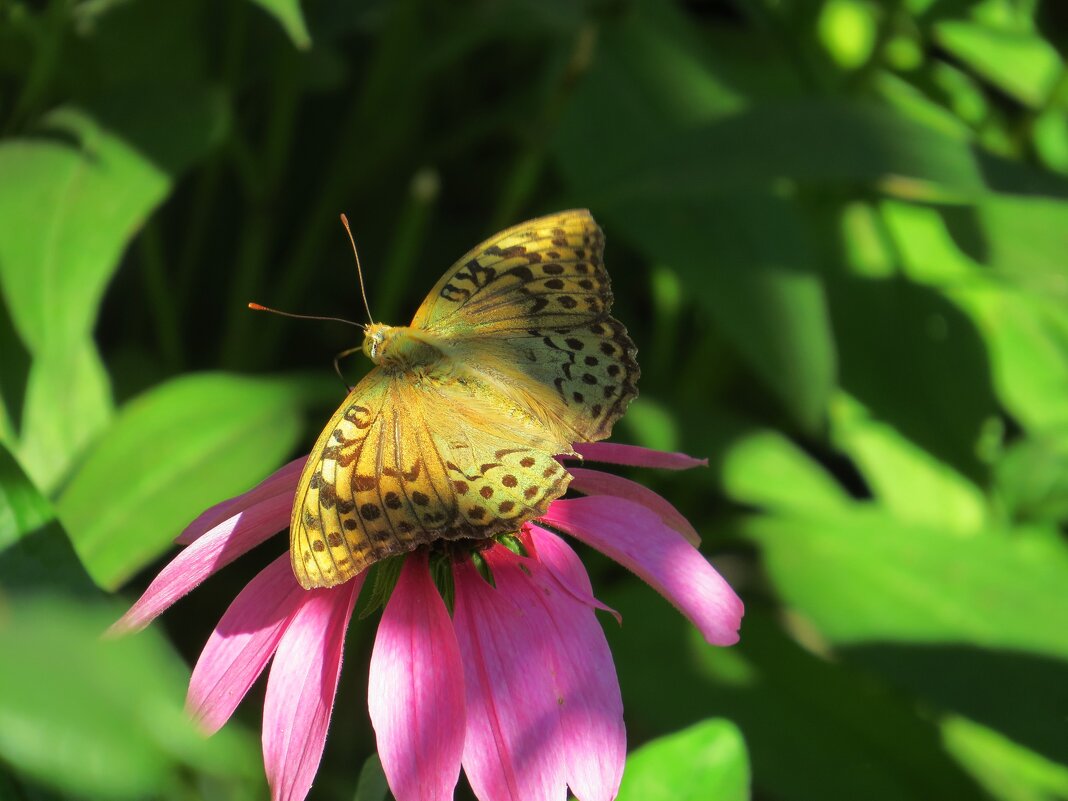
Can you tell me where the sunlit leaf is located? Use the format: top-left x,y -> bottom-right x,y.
58,373 -> 316,589
934,21 -> 1062,109
996,428 -> 1068,524
879,200 -> 977,285
956,285 -> 1068,431
744,508 -> 1068,659
953,197 -> 1068,296
943,716 -> 1068,801
15,341 -> 114,494
1033,110 -> 1068,175
818,0 -> 878,70
0,91 -> 228,491
719,428 -> 851,514
875,73 -> 972,140
247,0 -> 312,50
830,392 -> 987,532
0,596 -> 260,800
878,198 -> 1068,431
617,719 -> 749,801
0,93 -> 227,356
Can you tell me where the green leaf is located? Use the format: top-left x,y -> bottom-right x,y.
620,396 -> 681,453
719,428 -> 851,514
558,100 -> 987,205
817,0 -> 879,70
0,596 -> 260,800
956,284 -> 1068,430
15,340 -> 114,494
548,6 -> 841,430
430,549 -> 456,616
0,91 -> 228,491
945,197 -> 1068,297
578,0 -> 748,128
72,0 -> 211,87
943,716 -> 1068,801
743,508 -> 1068,659
749,506 -> 1068,763
875,72 -> 973,142
0,94 -> 227,357
879,199 -> 1068,431
934,21 -> 1062,109
353,754 -> 389,801
879,200 -> 978,285
830,392 -> 987,532
247,0 -> 312,50
603,195 -> 837,433
827,274 -> 998,481
617,719 -> 749,801
559,46 -> 1068,205
0,443 -> 96,596
996,427 -> 1068,523
1033,109 -> 1068,175
58,373 -> 313,589
601,588 -> 986,801
356,554 -> 406,620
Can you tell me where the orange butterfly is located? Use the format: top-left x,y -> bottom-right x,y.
291,210 -> 638,589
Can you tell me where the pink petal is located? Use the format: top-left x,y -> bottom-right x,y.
111,493 -> 293,634
187,554 -> 307,734
568,467 -> 701,546
369,552 -> 465,801
177,456 -> 306,544
453,555 -> 567,801
263,576 -> 362,801
569,442 -> 708,470
526,526 -> 620,624
492,547 -> 625,801
541,497 -> 743,646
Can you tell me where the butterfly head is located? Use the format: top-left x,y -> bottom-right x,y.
362,323 -> 443,370
362,323 -> 391,363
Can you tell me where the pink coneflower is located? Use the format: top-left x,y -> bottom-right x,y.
115,442 -> 743,801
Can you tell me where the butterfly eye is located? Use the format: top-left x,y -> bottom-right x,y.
361,330 -> 379,361
363,329 -> 389,362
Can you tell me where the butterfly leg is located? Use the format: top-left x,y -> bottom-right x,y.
333,346 -> 363,391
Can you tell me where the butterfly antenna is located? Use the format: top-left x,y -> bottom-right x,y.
247,303 -> 362,328
340,213 -> 374,325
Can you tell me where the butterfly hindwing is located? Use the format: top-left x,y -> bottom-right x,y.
443,316 -> 639,446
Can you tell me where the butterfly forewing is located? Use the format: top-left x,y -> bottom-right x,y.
412,210 -> 611,333
291,368 -> 574,589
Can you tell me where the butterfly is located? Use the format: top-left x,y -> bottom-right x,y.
290,209 -> 639,589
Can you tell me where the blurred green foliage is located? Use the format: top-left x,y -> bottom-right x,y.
1,0 -> 1068,798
